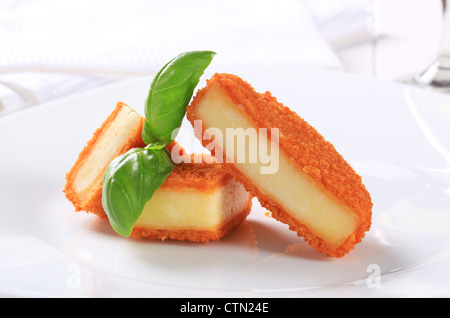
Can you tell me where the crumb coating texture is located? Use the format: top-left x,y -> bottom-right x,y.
186,73 -> 373,257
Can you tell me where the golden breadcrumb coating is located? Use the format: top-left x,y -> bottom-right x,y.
186,73 -> 373,257
162,161 -> 232,192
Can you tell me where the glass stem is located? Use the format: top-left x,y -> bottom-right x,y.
438,0 -> 450,66
413,0 -> 450,89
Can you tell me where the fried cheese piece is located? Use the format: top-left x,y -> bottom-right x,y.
64,101 -> 146,216
133,160 -> 252,242
64,102 -> 252,242
186,73 -> 373,257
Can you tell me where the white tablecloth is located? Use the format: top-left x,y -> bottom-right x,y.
0,0 -> 375,116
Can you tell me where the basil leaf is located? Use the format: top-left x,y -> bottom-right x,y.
142,50 -> 216,145
102,143 -> 173,237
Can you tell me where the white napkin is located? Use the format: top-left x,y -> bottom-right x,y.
0,0 -> 374,116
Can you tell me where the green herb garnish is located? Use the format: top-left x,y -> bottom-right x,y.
102,51 -> 216,236
142,50 -> 217,145
102,143 -> 173,237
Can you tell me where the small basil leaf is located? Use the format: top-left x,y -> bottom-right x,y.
102,144 -> 173,237
142,50 -> 216,145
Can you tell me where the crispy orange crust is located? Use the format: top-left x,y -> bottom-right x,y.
163,146 -> 232,192
130,198 -> 252,243
186,73 -> 373,257
63,101 -> 146,218
162,161 -> 232,192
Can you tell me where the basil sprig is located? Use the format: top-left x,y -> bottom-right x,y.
102,143 -> 173,237
142,50 -> 216,144
102,51 -> 216,237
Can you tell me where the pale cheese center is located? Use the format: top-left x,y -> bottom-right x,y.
136,179 -> 249,230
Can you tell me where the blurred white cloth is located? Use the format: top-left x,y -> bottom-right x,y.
305,0 -> 378,48
0,0 -> 375,116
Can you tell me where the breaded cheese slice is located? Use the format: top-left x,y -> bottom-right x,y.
133,159 -> 252,242
64,101 -> 146,215
186,73 -> 373,257
64,101 -> 252,242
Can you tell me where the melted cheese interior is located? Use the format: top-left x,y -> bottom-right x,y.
194,84 -> 358,247
136,179 -> 250,229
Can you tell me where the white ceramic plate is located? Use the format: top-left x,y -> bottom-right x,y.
1,65 -> 450,298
